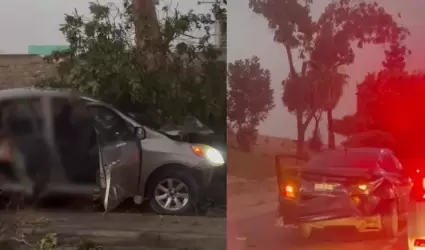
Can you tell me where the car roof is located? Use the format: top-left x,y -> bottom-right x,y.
0,88 -> 72,100
316,147 -> 389,158
0,88 -> 102,103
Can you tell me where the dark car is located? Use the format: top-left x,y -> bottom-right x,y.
275,148 -> 411,239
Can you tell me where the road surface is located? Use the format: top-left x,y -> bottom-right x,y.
0,210 -> 226,250
227,202 -> 425,250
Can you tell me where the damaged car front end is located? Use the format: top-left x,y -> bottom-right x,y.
275,148 -> 411,239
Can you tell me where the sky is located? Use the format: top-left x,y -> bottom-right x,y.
228,0 -> 425,144
0,0 -> 212,53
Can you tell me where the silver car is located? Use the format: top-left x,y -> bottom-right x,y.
0,88 -> 225,215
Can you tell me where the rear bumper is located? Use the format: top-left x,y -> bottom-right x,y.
278,194 -> 381,225
277,214 -> 382,232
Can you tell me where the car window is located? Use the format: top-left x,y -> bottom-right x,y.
1,98 -> 43,136
87,105 -> 133,144
389,153 -> 404,171
309,150 -> 379,169
381,153 -> 401,173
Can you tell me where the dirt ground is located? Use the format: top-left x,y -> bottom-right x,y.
0,210 -> 226,250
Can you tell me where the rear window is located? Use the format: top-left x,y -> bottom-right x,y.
308,150 -> 379,169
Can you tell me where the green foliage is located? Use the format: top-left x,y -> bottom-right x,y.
333,114 -> 358,136
37,0 -> 226,128
308,129 -> 323,152
227,56 -> 274,151
37,233 -> 58,250
342,130 -> 396,151
249,0 -> 409,153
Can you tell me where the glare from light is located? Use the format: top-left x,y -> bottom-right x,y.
205,147 -> 225,166
286,185 -> 293,193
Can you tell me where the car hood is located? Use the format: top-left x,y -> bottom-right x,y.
161,129 -> 226,151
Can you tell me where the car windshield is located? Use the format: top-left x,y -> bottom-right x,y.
308,150 -> 379,169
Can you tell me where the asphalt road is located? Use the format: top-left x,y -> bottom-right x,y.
0,210 -> 226,250
227,202 -> 425,250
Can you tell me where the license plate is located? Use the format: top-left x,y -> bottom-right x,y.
314,183 -> 335,191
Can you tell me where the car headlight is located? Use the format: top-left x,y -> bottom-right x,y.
191,145 -> 225,166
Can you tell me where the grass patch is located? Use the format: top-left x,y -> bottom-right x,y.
227,148 -> 308,181
227,148 -> 274,180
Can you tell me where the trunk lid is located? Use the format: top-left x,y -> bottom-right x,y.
297,167 -> 377,200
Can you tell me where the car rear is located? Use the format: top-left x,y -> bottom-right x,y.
275,149 -> 387,231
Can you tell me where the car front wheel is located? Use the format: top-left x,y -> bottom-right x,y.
148,169 -> 199,215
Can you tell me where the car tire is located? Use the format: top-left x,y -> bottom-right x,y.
298,223 -> 313,239
148,169 -> 199,215
381,200 -> 399,238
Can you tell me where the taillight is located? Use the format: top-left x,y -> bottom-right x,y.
422,178 -> 425,189
355,179 -> 382,194
355,184 -> 370,194
414,238 -> 425,248
281,184 -> 296,199
358,184 -> 368,191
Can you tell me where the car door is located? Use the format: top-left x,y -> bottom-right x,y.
86,103 -> 141,212
381,152 -> 411,214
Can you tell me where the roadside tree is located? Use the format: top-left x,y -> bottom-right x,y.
249,0 -> 409,155
37,0 -> 226,130
227,56 -> 274,151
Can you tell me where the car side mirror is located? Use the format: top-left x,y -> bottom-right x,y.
134,126 -> 146,139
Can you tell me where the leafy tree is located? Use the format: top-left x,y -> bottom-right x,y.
342,130 -> 396,151
308,127 -> 323,152
37,0 -> 226,130
311,1 -> 409,148
249,0 -> 315,156
333,113 -> 358,136
228,56 -> 274,151
249,0 -> 409,155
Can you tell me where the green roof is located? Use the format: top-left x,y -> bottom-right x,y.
28,45 -> 69,56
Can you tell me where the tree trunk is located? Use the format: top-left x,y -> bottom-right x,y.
133,0 -> 159,44
296,112 -> 306,158
313,116 -> 320,139
327,109 -> 336,149
132,0 -> 159,70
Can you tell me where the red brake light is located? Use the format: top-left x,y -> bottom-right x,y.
414,238 -> 425,247
281,184 -> 296,199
